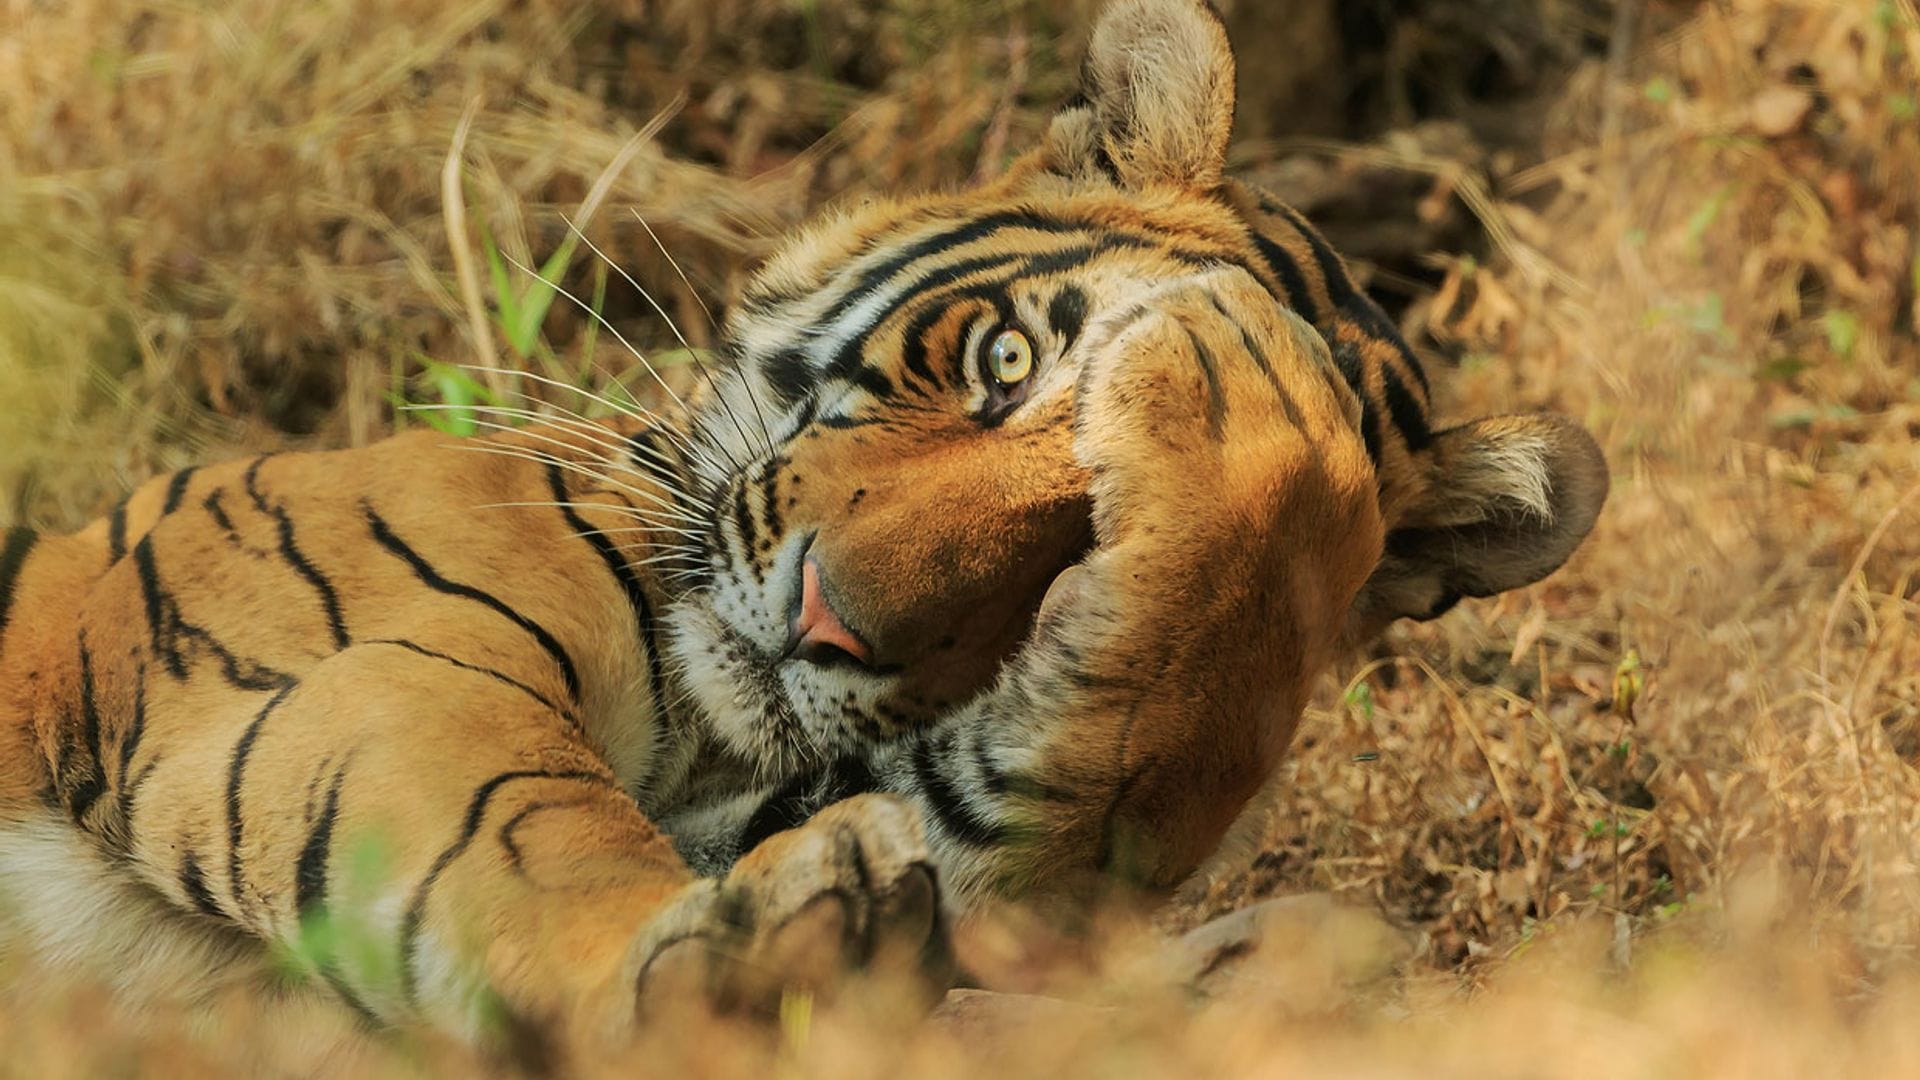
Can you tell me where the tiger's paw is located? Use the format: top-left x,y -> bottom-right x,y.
632,794 -> 953,1017
1041,267 -> 1380,659
1071,266 -> 1373,557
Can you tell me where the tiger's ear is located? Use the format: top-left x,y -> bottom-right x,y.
1045,0 -> 1236,190
1352,414 -> 1609,632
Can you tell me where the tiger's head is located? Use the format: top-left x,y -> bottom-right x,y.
662,0 -> 1607,780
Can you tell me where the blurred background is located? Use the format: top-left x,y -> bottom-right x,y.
2,0 -> 1918,1073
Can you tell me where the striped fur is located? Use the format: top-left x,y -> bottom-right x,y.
0,0 -> 1606,1058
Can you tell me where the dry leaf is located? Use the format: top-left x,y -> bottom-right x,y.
1509,604 -> 1549,666
1748,85 -> 1813,137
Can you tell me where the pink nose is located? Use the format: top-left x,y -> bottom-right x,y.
786,556 -> 872,667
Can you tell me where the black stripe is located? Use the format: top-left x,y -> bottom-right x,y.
1331,340 -> 1383,464
497,802 -> 546,874
107,499 -> 130,563
200,634 -> 293,693
132,538 -> 176,677
544,463 -> 670,717
180,849 -> 223,919
323,973 -> 385,1030
738,770 -> 821,854
117,665 -> 147,782
0,527 -> 37,643
1381,362 -> 1434,451
363,504 -> 582,703
112,668 -> 149,842
900,304 -> 957,391
244,456 -> 273,514
849,365 -> 895,401
756,458 -> 786,541
1329,338 -> 1365,399
1183,326 -> 1228,440
819,216 -> 1175,353
120,758 -> 159,839
762,351 -> 816,409
729,479 -> 757,561
1271,202 -> 1432,397
1207,293 -> 1282,392
1047,285 -> 1089,347
1248,229 -> 1324,328
67,639 -> 109,825
496,797 -> 599,875
135,536 -> 292,690
625,427 -> 678,479
823,213 -> 1099,328
1361,397 -> 1383,465
227,682 -> 299,910
367,639 -> 576,724
204,490 -> 239,541
398,769 -> 609,1003
911,737 -> 1006,846
292,759 -> 383,1028
1275,203 -> 1360,311
827,253 -> 1027,383
162,466 -> 200,515
1094,767 -> 1148,875
270,505 -> 351,651
296,765 -> 348,917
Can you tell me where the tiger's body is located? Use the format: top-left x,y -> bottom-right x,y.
0,0 -> 1607,1059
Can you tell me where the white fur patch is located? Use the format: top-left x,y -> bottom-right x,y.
0,813 -> 264,1004
1468,431 -> 1557,521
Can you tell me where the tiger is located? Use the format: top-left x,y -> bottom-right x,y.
0,0 -> 1607,1060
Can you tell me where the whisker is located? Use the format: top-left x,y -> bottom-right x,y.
594,541 -> 707,556
465,392 -> 692,484
467,504 -> 708,541
443,439 -> 698,520
631,209 -> 719,334
565,214 -> 770,459
480,500 -> 707,532
437,394 -> 667,460
585,525 -> 711,540
642,552 -> 711,568
613,542 -> 709,556
438,402 -> 701,503
631,208 -> 776,456
498,250 -> 745,473
460,364 -> 731,480
426,415 -> 700,514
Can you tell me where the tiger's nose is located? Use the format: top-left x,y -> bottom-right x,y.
783,555 -> 873,668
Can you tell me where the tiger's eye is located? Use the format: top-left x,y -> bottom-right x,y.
987,328 -> 1034,386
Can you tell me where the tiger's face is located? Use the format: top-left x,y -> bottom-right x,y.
667,188 -> 1290,773
661,0 -> 1606,788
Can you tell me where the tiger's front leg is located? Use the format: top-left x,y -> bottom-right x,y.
135,643 -> 947,1055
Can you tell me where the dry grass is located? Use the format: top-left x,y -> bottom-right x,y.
3,0 -> 1919,1075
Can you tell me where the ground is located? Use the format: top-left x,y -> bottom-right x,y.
2,0 -> 1918,1074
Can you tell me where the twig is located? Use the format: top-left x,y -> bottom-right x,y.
442,97 -> 502,397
